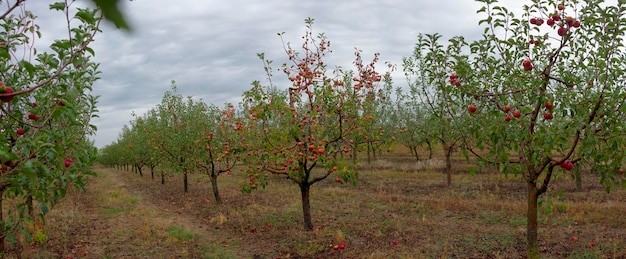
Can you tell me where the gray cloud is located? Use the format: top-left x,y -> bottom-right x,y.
30,0 -> 503,147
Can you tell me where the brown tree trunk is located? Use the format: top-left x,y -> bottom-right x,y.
183,172 -> 188,193
210,171 -> 222,205
150,165 -> 155,180
444,145 -> 452,187
575,170 -> 582,191
527,181 -> 540,259
0,189 -> 5,253
412,146 -> 420,161
299,182 -> 313,231
161,171 -> 165,185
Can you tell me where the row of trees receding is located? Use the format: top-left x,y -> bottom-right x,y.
100,1 -> 626,258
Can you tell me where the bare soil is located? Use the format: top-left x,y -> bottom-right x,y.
12,154 -> 626,258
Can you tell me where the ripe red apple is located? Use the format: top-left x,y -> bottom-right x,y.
317,148 -> 324,155
522,59 -> 533,71
558,27 -> 568,36
0,86 -> 14,102
16,128 -> 24,136
64,158 -> 73,168
552,14 -> 561,21
565,16 -> 574,24
335,177 -> 341,183
308,145 -> 315,152
512,110 -> 522,118
589,241 -> 595,248
572,20 -> 581,28
558,4 -> 565,10
333,245 -> 339,250
504,105 -> 511,113
1,165 -> 8,171
571,236 -> 578,241
297,141 -> 303,147
28,113 -> 37,120
535,18 -> 544,26
619,168 -> 624,175
392,240 -> 398,246
338,243 -> 346,249
529,17 -> 537,25
547,18 -> 555,26
505,115 -> 511,122
545,101 -> 554,110
534,39 -> 540,45
543,113 -> 553,120
32,102 -> 37,107
468,105 -> 477,113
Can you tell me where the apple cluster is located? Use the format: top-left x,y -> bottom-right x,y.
0,82 -> 15,102
559,160 -> 574,171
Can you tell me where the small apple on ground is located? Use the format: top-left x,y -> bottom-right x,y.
64,158 -> 73,168
571,236 -> 578,241
335,177 -> 341,183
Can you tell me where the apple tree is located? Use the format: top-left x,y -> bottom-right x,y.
425,0 -> 626,257
240,18 -> 390,231
0,1 -> 103,253
403,34 -> 474,187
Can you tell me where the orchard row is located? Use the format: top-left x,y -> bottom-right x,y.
99,1 -> 626,258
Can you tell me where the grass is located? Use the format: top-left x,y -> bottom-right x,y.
6,146 -> 626,258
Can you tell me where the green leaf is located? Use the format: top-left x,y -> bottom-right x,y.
91,0 -> 131,30
49,2 -> 66,11
75,10 -> 97,25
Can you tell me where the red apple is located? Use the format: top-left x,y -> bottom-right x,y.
543,113 -> 553,120
512,110 -> 522,118
64,158 -> 73,168
317,148 -> 324,155
558,4 -> 565,10
16,128 -> 24,136
545,101 -> 554,110
392,240 -> 398,246
1,165 -> 7,171
529,17 -> 537,25
546,18 -> 555,26
0,86 -> 14,102
572,20 -> 581,28
468,105 -> 477,113
308,145 -> 315,152
335,177 -> 341,183
535,18 -> 544,26
558,27 -> 568,36
505,115 -> 511,122
552,14 -> 561,21
589,241 -> 595,248
619,168 -> 624,175
504,105 -> 511,113
338,243 -> 345,249
571,236 -> 578,241
31,102 -> 37,107
28,113 -> 37,120
333,245 -> 339,250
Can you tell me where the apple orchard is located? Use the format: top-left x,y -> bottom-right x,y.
2,0 -> 626,258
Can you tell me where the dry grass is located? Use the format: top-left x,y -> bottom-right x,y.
7,148 -> 626,258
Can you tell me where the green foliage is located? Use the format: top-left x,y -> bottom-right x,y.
0,1 -> 103,251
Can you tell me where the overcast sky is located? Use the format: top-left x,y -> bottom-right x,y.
33,0 -> 523,148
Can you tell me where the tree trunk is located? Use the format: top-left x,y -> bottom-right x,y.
299,182 -> 313,231
161,171 -> 165,185
574,170 -> 582,192
210,172 -> 222,205
444,145 -> 452,187
527,181 -> 540,259
0,189 -> 5,253
137,165 -> 143,177
27,194 -> 34,218
183,172 -> 188,193
352,145 -> 358,163
427,141 -> 433,159
150,165 -> 155,180
366,142 -> 372,164
412,146 -> 420,161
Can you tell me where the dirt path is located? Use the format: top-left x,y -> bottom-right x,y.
27,165 -> 237,259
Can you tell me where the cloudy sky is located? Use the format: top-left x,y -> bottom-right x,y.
33,0 -> 523,147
